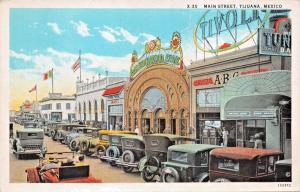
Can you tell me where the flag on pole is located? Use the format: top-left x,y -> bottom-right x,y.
43,69 -> 53,80
72,57 -> 80,72
29,85 -> 37,93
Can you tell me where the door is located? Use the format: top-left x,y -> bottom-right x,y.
143,118 -> 150,133
171,119 -> 176,134
159,119 -> 166,133
283,120 -> 291,159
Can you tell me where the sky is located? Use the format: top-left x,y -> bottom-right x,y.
9,9 -> 265,110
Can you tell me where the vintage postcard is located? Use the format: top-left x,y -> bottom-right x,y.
0,0 -> 299,191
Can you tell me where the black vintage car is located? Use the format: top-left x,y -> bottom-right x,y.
116,135 -> 145,173
160,144 -> 220,182
100,133 -> 136,166
275,159 -> 291,182
139,134 -> 194,182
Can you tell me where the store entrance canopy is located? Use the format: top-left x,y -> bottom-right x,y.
220,70 -> 291,120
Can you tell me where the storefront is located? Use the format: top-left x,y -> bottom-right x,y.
124,32 -> 190,136
103,84 -> 125,130
221,70 -> 291,158
188,46 -> 291,146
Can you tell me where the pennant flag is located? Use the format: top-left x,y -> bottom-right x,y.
43,69 -> 53,80
29,85 -> 37,93
72,57 -> 80,72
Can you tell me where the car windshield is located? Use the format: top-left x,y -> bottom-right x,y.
24,123 -> 37,128
171,151 -> 188,163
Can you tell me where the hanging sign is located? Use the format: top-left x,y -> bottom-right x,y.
130,32 -> 184,77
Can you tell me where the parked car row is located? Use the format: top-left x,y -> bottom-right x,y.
13,120 -> 291,183
97,133 -> 291,183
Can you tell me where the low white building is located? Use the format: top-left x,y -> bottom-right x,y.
75,76 -> 129,128
39,93 -> 76,122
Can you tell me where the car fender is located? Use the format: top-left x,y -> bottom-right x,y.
198,172 -> 209,182
137,156 -> 147,172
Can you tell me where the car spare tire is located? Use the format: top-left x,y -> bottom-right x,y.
80,140 -> 90,154
161,167 -> 180,182
105,146 -> 120,158
69,139 -> 78,151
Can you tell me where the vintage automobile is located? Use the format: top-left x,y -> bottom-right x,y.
160,144 -> 219,182
11,128 -> 47,159
68,127 -> 101,151
139,134 -> 195,182
79,130 -> 135,157
99,133 -> 136,166
209,147 -> 283,182
25,152 -> 102,183
275,159 -> 291,182
116,135 -> 145,173
54,124 -> 87,143
44,121 -> 63,137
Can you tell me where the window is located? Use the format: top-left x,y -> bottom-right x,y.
66,103 -> 71,110
200,151 -> 208,166
244,120 -> 266,148
101,135 -> 109,141
112,137 -> 120,144
171,151 -> 188,163
125,140 -> 135,147
257,157 -> 267,175
196,88 -> 220,108
218,158 -> 239,171
56,103 -> 61,110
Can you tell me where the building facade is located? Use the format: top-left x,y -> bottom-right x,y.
124,32 -> 191,136
188,46 -> 291,157
75,76 -> 128,127
39,93 -> 76,122
102,82 -> 126,130
188,10 -> 292,158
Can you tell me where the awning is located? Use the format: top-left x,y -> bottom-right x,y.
220,70 -> 291,120
102,85 -> 124,97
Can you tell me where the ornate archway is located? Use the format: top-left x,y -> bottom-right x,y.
124,65 -> 190,135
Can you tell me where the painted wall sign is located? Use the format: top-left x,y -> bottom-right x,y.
194,10 -> 270,53
226,110 -> 276,119
193,68 -> 269,87
130,32 -> 184,77
258,28 -> 291,56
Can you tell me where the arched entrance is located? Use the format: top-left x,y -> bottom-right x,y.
124,65 -> 190,135
94,100 -> 98,122
83,102 -> 86,122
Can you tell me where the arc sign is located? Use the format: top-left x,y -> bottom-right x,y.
193,10 -> 270,54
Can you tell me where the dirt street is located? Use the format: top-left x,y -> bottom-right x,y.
9,123 -> 143,183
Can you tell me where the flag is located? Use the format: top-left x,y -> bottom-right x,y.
43,69 -> 53,80
72,57 -> 80,72
29,85 -> 36,93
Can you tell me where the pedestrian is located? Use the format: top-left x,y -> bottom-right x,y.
222,127 -> 229,147
254,133 -> 263,149
134,127 -> 140,135
110,123 -> 113,130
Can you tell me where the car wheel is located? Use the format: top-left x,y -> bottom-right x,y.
141,168 -> 156,182
96,146 -> 106,162
106,146 -> 120,158
161,167 -> 180,182
144,156 -> 160,175
214,178 -> 231,182
69,140 -> 78,151
122,166 -> 134,173
80,140 -> 90,155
